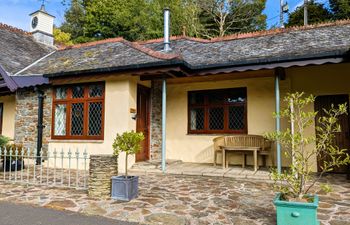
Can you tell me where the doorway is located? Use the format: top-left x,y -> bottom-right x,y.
314,94 -> 350,173
136,85 -> 150,162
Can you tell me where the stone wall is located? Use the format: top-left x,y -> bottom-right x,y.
150,80 -> 162,161
88,154 -> 118,198
14,87 -> 52,153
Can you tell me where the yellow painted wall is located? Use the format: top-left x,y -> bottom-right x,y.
0,95 -> 15,139
166,76 -> 291,167
288,63 -> 350,172
48,77 -> 138,172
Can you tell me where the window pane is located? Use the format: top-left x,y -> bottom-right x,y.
208,91 -> 225,104
72,85 -> 84,98
71,103 -> 84,135
56,87 -> 67,99
89,84 -> 103,98
190,108 -> 204,130
88,102 -> 103,136
209,107 -> 224,130
189,93 -> 204,105
226,88 -> 246,103
54,104 -> 66,135
229,106 -> 245,130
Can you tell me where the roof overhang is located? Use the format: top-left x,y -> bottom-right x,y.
0,65 -> 49,94
193,56 -> 347,76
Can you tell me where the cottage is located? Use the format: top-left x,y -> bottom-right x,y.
0,6 -> 349,175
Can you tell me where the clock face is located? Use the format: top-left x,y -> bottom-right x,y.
32,16 -> 38,29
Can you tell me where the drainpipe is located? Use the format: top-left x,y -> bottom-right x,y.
35,88 -> 44,165
161,79 -> 167,173
275,73 -> 282,174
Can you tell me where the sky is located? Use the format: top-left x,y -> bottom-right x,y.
0,0 -> 327,32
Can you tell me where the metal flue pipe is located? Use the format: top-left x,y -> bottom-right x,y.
163,8 -> 171,52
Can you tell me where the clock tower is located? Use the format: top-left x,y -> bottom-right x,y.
29,4 -> 55,46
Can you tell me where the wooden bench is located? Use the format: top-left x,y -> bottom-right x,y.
213,135 -> 273,171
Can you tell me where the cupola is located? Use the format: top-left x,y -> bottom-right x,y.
29,4 -> 55,46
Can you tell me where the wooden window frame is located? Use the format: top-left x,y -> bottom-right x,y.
187,87 -> 247,135
51,82 -> 105,140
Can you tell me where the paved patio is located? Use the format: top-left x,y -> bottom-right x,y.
0,173 -> 349,225
130,161 -> 271,180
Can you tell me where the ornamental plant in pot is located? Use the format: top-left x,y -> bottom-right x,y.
111,131 -> 144,201
265,92 -> 350,225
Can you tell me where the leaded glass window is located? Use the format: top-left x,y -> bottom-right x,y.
52,83 -> 105,139
188,88 -> 247,134
54,104 -> 66,136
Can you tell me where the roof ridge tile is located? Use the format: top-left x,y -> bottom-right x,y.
210,19 -> 350,42
136,19 -> 350,44
121,40 -> 181,60
0,23 -> 31,36
59,37 -> 124,50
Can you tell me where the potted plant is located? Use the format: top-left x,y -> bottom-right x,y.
111,130 -> 144,201
265,92 -> 350,225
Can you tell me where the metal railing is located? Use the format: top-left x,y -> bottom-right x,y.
0,147 -> 89,190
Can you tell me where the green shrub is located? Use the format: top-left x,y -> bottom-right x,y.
0,135 -> 10,148
265,92 -> 350,201
112,131 -> 144,177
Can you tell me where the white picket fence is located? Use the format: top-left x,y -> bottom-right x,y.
0,147 -> 89,190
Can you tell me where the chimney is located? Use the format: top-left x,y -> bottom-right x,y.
163,8 -> 171,52
29,4 -> 55,46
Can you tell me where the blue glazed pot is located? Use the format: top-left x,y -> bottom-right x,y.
274,193 -> 320,225
111,176 -> 138,201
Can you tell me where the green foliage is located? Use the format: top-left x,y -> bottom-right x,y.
329,0 -> 350,20
0,135 -> 10,148
59,0 -> 267,42
286,0 -> 332,27
112,131 -> 144,177
60,0 -> 86,41
265,92 -> 350,200
53,28 -> 73,46
4,143 -> 25,160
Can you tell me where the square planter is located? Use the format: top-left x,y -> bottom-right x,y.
274,193 -> 320,225
111,175 -> 138,201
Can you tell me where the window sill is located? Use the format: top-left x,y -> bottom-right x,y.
48,139 -> 104,144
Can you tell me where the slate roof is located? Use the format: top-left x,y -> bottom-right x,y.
18,38 -> 180,76
14,20 -> 350,77
141,21 -> 350,70
0,23 -> 54,74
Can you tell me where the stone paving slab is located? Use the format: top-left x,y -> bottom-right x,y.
0,173 -> 349,225
130,162 -> 271,180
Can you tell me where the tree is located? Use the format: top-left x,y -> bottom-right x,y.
286,1 -> 332,27
329,0 -> 350,20
53,28 -> 73,46
196,0 -> 267,38
265,92 -> 350,200
59,0 -> 267,42
82,0 -> 202,41
113,131 -> 144,177
60,0 -> 86,42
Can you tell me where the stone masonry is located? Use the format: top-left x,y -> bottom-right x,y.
14,87 -> 52,153
88,155 -> 118,198
150,80 -> 162,161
